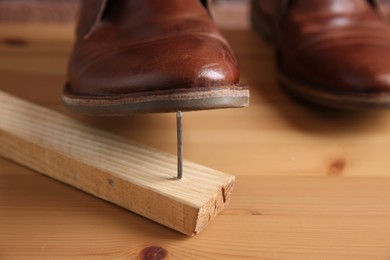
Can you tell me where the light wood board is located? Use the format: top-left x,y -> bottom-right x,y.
0,90 -> 235,236
2,4 -> 390,259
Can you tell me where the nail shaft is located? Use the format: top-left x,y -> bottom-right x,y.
176,111 -> 183,179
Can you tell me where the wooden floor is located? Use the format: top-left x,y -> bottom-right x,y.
2,7 -> 390,259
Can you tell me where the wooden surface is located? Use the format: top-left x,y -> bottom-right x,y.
0,91 -> 235,236
0,0 -> 78,23
2,6 -> 390,259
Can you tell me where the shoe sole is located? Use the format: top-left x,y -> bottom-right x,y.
63,84 -> 250,115
279,73 -> 390,110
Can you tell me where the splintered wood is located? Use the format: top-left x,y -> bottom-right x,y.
0,91 -> 235,236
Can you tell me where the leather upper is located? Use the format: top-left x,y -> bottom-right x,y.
376,0 -> 390,20
252,0 -> 390,95
76,0 -> 107,40
67,0 -> 240,97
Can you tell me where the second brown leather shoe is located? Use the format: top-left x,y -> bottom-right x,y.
251,0 -> 390,110
63,0 -> 249,115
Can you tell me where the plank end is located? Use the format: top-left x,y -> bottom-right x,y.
193,175 -> 235,235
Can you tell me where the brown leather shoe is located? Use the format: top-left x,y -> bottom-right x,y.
251,0 -> 390,109
64,0 -> 249,115
377,0 -> 390,19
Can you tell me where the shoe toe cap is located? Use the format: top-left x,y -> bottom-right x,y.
68,35 -> 240,97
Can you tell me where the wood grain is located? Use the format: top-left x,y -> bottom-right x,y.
2,4 -> 390,259
2,169 -> 390,259
0,90 -> 235,236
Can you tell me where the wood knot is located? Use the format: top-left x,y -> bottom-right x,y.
107,178 -> 115,187
139,246 -> 168,260
250,211 -> 262,216
327,159 -> 346,176
2,37 -> 27,47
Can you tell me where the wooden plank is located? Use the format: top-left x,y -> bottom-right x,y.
0,90 -> 235,236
